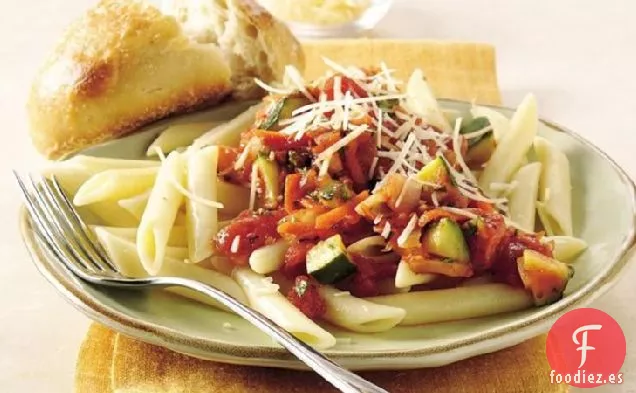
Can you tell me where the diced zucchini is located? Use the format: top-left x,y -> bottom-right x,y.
306,235 -> 357,284
421,218 -> 470,263
517,249 -> 574,306
460,117 -> 491,146
317,180 -> 354,208
260,97 -> 310,130
416,156 -> 451,184
255,155 -> 280,208
465,133 -> 496,168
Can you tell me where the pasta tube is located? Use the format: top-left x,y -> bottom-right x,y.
137,151 -> 185,275
507,162 -> 542,232
92,225 -> 188,248
249,240 -> 290,275
95,228 -> 247,308
233,268 -> 336,349
73,167 -> 158,206
191,104 -> 261,150
147,121 -> 219,156
185,146 -> 220,263
369,284 -> 533,325
479,94 -> 538,196
404,69 -> 452,133
470,105 -> 510,141
545,236 -> 587,262
118,191 -> 150,220
320,286 -> 405,333
534,137 -> 574,236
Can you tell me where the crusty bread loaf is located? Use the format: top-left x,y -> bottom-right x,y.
162,0 -> 305,99
28,0 -> 233,159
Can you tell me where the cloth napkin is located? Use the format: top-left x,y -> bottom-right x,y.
74,40 -> 566,393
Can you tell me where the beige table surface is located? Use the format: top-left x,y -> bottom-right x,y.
1,0 -> 635,392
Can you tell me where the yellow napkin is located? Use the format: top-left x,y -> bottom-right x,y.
76,324 -> 566,393
74,40 -> 564,393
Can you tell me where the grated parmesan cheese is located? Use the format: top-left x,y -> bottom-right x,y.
381,222 -> 392,238
396,214 -> 418,247
230,236 -> 240,253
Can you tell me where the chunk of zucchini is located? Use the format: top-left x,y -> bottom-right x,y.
465,133 -> 496,168
517,249 -> 574,306
255,155 -> 280,208
460,117 -> 491,146
416,156 -> 451,184
260,97 -> 310,130
306,235 -> 357,284
421,218 -> 470,263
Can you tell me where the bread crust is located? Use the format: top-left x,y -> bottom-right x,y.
28,0 -> 233,159
229,0 -> 305,98
165,0 -> 305,99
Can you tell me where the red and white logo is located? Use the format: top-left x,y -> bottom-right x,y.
546,308 -> 626,388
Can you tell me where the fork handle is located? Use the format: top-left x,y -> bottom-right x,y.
109,276 -> 389,393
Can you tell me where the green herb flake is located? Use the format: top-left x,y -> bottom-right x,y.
377,98 -> 400,112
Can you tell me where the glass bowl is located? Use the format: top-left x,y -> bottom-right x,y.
257,0 -> 394,39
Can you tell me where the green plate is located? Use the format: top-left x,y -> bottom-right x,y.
19,99 -> 636,370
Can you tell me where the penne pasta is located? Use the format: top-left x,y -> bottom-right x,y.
319,286 -> 406,333
77,201 -> 140,227
534,137 -> 574,236
394,261 -> 437,289
404,69 -> 452,133
233,268 -> 336,349
478,94 -> 538,196
217,180 -> 251,218
470,105 -> 510,141
369,284 -> 533,325
507,162 -> 542,232
92,225 -> 188,248
147,121 -> 220,157
545,236 -> 588,262
137,151 -> 186,275
185,146 -> 220,263
63,155 -> 159,171
249,240 -> 290,275
118,191 -> 150,220
94,228 -> 248,308
191,104 -> 261,150
73,167 -> 158,206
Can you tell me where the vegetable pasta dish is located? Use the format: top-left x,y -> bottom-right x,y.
46,60 -> 587,349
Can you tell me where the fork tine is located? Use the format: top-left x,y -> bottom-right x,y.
48,176 -> 119,273
14,171 -> 92,277
31,174 -> 118,275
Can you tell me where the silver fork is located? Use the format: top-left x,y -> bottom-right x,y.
15,172 -> 389,393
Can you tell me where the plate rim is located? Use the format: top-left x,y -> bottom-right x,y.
19,99 -> 636,366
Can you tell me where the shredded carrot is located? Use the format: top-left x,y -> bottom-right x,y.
284,174 -> 302,214
345,137 -> 366,185
312,131 -> 341,154
418,208 -> 470,227
315,191 -> 369,230
253,130 -> 312,150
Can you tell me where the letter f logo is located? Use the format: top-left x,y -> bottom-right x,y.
572,324 -> 603,368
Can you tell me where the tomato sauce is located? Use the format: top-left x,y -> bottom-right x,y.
215,209 -> 286,264
287,276 -> 326,320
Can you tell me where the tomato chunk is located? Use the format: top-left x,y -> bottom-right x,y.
287,276 -> 326,320
214,209 -> 286,263
324,76 -> 368,100
282,241 -> 315,279
493,231 -> 554,287
465,213 -> 507,271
